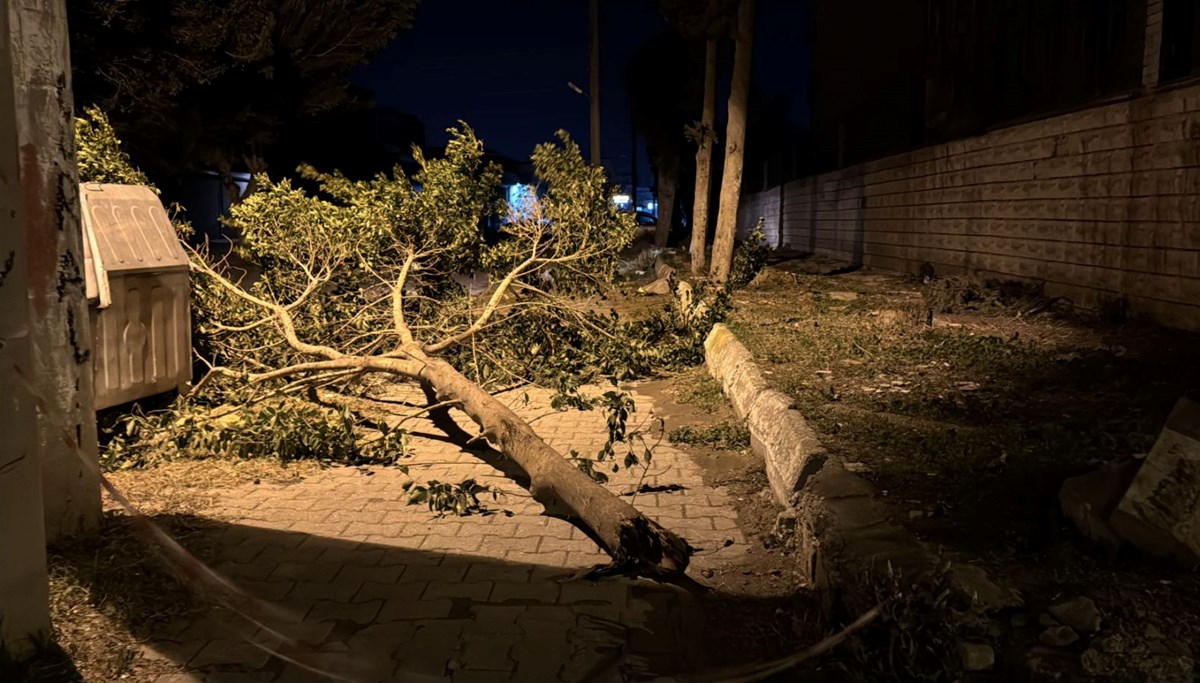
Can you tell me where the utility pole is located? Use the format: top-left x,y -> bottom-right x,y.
630,108 -> 638,208
589,0 -> 601,167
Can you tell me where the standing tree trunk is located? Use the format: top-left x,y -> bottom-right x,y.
689,39 -> 718,274
654,154 -> 679,248
709,0 -> 756,282
8,0 -> 101,539
589,0 -> 602,166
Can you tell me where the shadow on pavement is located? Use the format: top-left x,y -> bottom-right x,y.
49,512 -> 817,683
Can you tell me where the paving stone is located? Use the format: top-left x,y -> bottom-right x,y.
289,578 -> 361,603
423,581 -> 494,601
467,605 -> 527,635
460,633 -> 521,671
377,597 -> 456,621
505,549 -> 567,566
307,599 -> 383,624
269,561 -> 341,583
354,580 -> 429,603
189,639 -> 272,669
491,580 -> 562,604
336,563 -> 405,585
464,562 -> 532,583
402,562 -> 468,583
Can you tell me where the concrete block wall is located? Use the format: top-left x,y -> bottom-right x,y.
735,185 -> 782,247
735,83 -> 1200,331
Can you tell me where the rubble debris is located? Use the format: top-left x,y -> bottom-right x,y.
1059,456 -> 1144,550
639,277 -> 673,296
957,642 -> 995,671
1048,596 -> 1102,634
1110,397 -> 1200,566
1039,625 -> 1080,647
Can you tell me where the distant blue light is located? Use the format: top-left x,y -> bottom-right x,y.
506,183 -> 536,220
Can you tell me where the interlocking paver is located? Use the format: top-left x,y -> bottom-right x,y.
150,383 -> 750,681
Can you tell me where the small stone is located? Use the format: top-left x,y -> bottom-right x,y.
957,642 -> 994,672
844,461 -> 871,474
1039,612 -> 1061,627
1011,613 -> 1030,628
1167,639 -> 1193,658
1039,625 -> 1080,647
1148,640 -> 1174,656
827,291 -> 859,301
908,510 -> 925,519
1048,596 -> 1102,633
700,568 -> 714,579
639,277 -> 672,295
1145,623 -> 1166,640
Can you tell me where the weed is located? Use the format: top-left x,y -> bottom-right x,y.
668,422 -> 751,451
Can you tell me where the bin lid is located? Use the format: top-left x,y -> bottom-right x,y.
80,183 -> 190,308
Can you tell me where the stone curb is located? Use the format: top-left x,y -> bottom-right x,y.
703,323 -> 1018,615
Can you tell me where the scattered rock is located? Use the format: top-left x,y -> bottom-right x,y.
654,258 -> 676,280
675,280 -> 694,314
957,642 -> 995,671
639,277 -> 672,296
1039,625 -> 1080,647
1059,456 -> 1144,549
949,564 -> 1024,612
827,291 -> 859,301
1110,397 -> 1200,566
1048,596 -> 1102,633
844,461 -> 872,474
871,309 -> 902,325
957,381 -> 981,392
1145,623 -> 1166,640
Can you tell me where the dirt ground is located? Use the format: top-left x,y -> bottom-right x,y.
673,256 -> 1200,681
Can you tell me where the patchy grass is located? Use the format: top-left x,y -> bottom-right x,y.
727,263 -> 1200,677
668,422 -> 751,451
670,366 -> 729,414
729,271 -> 1195,554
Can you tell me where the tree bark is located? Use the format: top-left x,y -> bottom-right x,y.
654,155 -> 678,248
709,0 -> 756,282
689,39 -> 718,275
414,352 -> 693,579
8,0 -> 101,539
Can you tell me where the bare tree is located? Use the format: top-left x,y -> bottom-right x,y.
709,0 -> 755,282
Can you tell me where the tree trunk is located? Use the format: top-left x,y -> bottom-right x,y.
689,39 -> 718,275
709,0 -> 756,283
654,156 -> 678,248
415,352 -> 693,579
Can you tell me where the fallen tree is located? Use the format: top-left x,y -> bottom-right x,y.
186,127 -> 701,579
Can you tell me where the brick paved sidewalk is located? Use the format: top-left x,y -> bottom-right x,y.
144,384 -> 749,682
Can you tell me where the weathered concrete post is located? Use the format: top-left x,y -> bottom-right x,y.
0,1 -> 52,658
7,0 -> 101,539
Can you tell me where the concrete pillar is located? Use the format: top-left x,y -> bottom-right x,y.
7,0 -> 101,539
1143,0 -> 1164,92
0,1 -> 52,659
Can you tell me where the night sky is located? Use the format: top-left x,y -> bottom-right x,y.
353,0 -> 810,189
